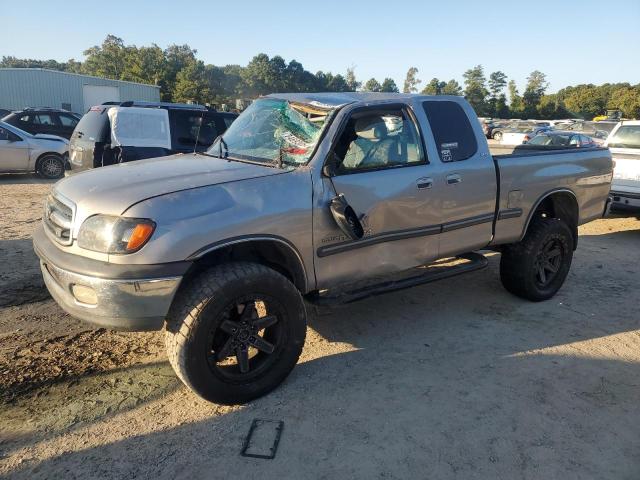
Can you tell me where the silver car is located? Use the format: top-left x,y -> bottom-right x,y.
0,121 -> 68,178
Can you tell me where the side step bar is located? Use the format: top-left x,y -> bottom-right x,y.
306,252 -> 488,307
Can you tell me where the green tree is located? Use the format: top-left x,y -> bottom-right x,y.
402,67 -> 421,93
345,66 -> 361,92
121,44 -> 167,86
442,79 -> 463,96
173,60 -> 211,104
363,78 -> 382,92
463,65 -> 489,114
326,73 -> 350,92
421,78 -> 446,95
488,71 -> 508,99
495,94 -> 510,118
537,94 -> 570,119
560,84 -> 606,119
240,53 -> 280,96
508,80 -> 523,116
82,35 -> 129,79
608,86 -> 640,118
0,55 -> 81,72
380,78 -> 399,92
487,71 -> 508,116
523,70 -> 548,116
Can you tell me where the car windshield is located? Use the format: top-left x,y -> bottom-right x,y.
207,98 -> 335,166
607,125 -> 640,149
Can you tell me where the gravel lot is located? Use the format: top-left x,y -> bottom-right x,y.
1,173 -> 639,479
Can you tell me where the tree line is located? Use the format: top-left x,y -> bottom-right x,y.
2,35 -> 639,119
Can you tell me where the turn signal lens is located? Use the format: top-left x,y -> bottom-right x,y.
126,223 -> 155,251
78,215 -> 156,254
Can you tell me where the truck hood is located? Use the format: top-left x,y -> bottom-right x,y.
55,153 -> 289,216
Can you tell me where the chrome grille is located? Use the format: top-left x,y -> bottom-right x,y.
43,194 -> 74,245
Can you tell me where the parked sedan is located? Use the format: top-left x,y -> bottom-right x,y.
526,131 -> 598,148
0,121 -> 68,178
561,121 -> 613,143
500,126 -> 552,145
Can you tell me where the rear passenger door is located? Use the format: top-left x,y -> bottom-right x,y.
421,100 -> 497,258
57,113 -> 79,139
30,113 -> 60,137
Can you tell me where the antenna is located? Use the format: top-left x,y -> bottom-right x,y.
193,109 -> 205,154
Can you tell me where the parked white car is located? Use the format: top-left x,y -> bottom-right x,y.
500,126 -> 551,145
606,121 -> 640,211
0,121 -> 68,178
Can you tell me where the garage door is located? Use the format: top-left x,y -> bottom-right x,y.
83,85 -> 120,111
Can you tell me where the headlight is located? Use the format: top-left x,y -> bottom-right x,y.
77,215 -> 156,254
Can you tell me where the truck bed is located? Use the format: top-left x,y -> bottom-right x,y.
490,146 -> 612,246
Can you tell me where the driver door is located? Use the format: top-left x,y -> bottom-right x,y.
313,105 -> 444,287
0,127 -> 30,172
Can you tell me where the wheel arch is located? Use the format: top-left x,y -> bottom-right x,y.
185,236 -> 309,293
521,189 -> 579,249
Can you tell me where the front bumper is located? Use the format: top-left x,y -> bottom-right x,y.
33,226 -> 189,331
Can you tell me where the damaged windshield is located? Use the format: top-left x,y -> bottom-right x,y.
207,98 -> 335,166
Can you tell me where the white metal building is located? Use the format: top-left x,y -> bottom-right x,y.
0,68 -> 161,114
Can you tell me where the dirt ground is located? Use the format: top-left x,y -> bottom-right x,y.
1,173 -> 639,479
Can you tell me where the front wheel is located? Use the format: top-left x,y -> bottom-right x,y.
37,154 -> 65,179
500,218 -> 574,301
165,262 -> 307,404
493,131 -> 503,141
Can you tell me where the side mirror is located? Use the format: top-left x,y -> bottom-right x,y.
322,152 -> 341,177
329,194 -> 364,240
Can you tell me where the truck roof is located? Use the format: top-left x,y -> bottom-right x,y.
266,92 -> 458,108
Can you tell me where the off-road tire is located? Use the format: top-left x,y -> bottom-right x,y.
37,154 -> 65,179
165,262 -> 306,404
500,218 -> 573,301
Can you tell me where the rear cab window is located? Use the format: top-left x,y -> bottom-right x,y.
422,101 -> 478,162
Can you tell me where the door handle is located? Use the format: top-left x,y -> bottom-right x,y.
416,177 -> 433,189
446,174 -> 462,185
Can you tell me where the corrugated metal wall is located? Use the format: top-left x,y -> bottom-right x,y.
0,68 -> 161,114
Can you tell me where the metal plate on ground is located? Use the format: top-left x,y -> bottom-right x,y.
241,419 -> 284,459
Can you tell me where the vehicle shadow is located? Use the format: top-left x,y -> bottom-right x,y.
0,239 -> 48,307
0,173 -> 58,185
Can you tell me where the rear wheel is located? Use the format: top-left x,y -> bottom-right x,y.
493,131 -> 503,141
500,218 -> 573,301
165,262 -> 307,404
37,154 -> 64,179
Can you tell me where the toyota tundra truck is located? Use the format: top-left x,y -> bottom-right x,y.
33,93 -> 613,404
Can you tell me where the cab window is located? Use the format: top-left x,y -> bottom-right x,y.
422,100 -> 478,162
332,107 -> 424,174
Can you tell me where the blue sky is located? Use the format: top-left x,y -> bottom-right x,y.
2,0 -> 639,93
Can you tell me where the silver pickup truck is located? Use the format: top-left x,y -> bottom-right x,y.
33,93 -> 612,404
